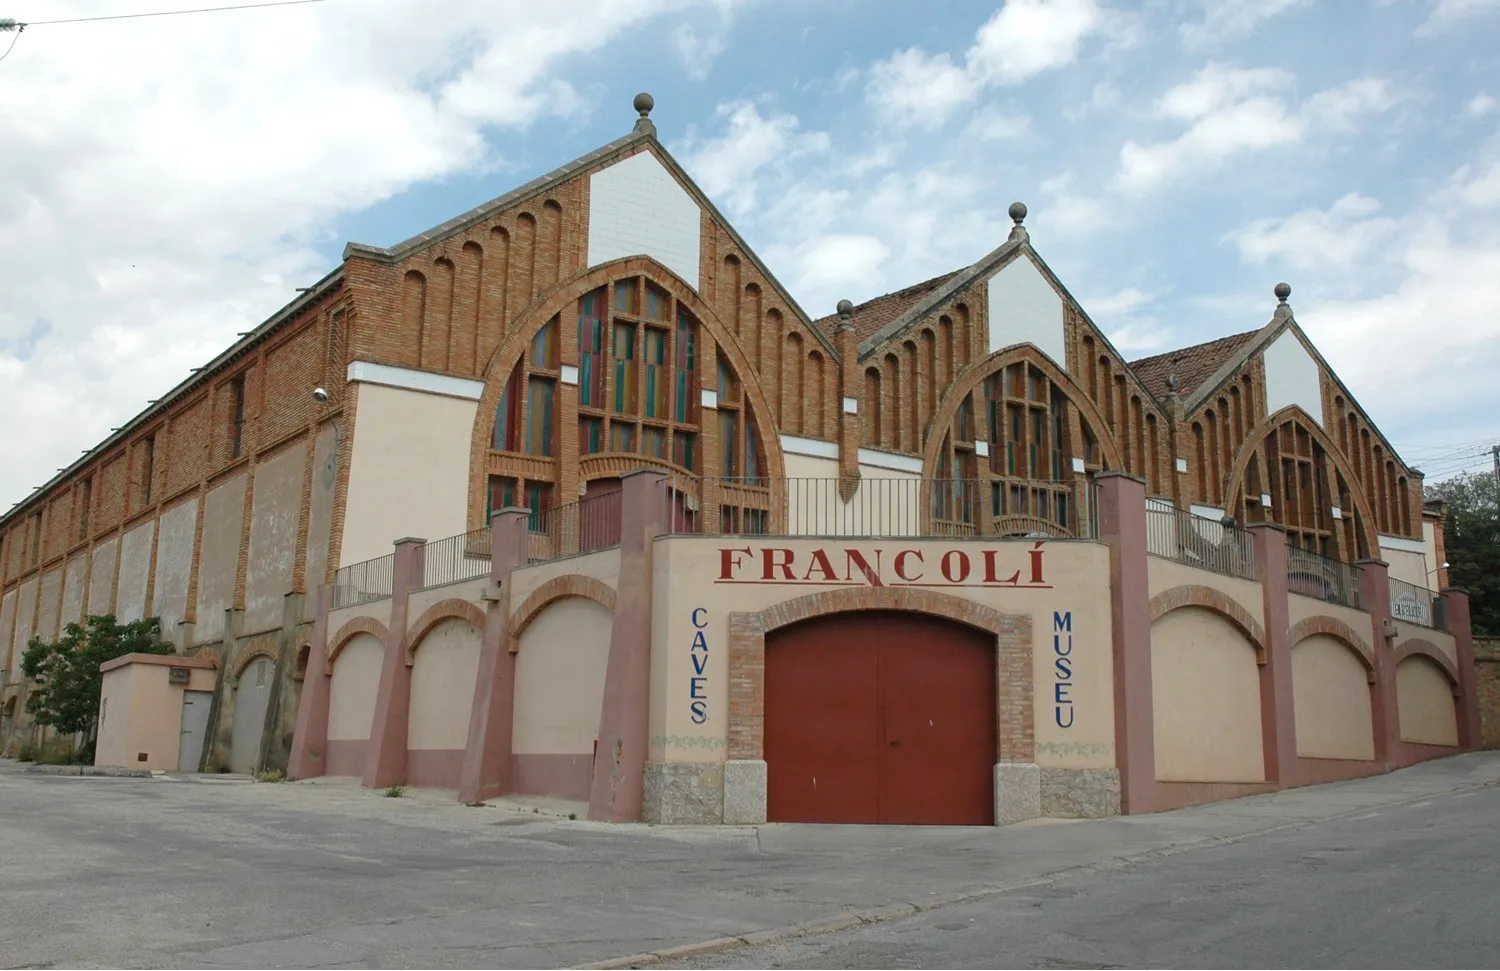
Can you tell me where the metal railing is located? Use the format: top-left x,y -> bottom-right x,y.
331,553 -> 394,609
1286,545 -> 1362,610
1146,505 -> 1257,581
1389,577 -> 1445,630
416,527 -> 492,591
660,476 -> 1100,539
527,490 -> 622,563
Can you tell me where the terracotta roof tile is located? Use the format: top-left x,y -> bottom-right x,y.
811,269 -> 964,344
1130,330 -> 1259,401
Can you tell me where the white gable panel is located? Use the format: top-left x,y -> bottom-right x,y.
987,256 -> 1066,368
587,153 -> 701,290
1263,330 -> 1324,426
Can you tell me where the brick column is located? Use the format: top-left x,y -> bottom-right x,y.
1357,559 -> 1397,767
286,584 -> 332,780
1441,588 -> 1481,749
361,537 -> 425,790
458,508 -> 532,805
588,468 -> 665,822
1248,524 -> 1296,784
1097,472 -> 1154,813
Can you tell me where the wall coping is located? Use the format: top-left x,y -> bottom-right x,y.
100,652 -> 218,675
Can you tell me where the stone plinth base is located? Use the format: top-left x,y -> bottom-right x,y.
642,761 -> 724,824
1041,767 -> 1121,818
993,762 -> 1041,825
722,759 -> 767,825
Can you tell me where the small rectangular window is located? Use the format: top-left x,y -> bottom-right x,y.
485,477 -> 516,524
531,318 -> 559,370
641,426 -> 664,458
719,411 -> 737,477
644,328 -> 668,419
526,378 -> 555,456
578,295 -> 604,408
613,279 -> 637,316
525,482 -> 553,533
494,367 -> 521,451
579,417 -> 603,455
673,431 -> 696,471
645,284 -> 669,320
611,423 -> 635,453
613,322 -> 637,413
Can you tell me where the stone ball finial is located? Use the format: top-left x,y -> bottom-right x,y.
836,298 -> 853,316
1165,373 -> 1180,393
1274,281 -> 1291,303
1009,201 -> 1028,225
634,92 -> 655,117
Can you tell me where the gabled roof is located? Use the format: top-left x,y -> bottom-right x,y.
811,270 -> 963,344
1129,330 -> 1259,400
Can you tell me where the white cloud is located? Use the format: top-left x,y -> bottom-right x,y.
1036,172 -> 1118,237
963,106 -> 1033,142
865,0 -> 1105,128
1077,287 -> 1173,353
1116,65 -> 1397,192
672,22 -> 728,80
781,235 -> 893,302
676,101 -> 831,217
1179,0 -> 1307,48
1464,92 -> 1498,119
1417,0 -> 1500,35
1226,193 -> 1399,269
1451,161 -> 1500,207
0,0 -> 730,509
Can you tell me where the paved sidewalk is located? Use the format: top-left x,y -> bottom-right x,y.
0,753 -> 1495,969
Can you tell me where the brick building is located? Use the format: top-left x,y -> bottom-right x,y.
0,95 -> 1479,823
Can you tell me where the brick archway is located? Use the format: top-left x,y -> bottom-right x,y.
233,647 -> 277,681
1149,584 -> 1267,662
509,574 -> 617,641
1393,639 -> 1462,692
324,617 -> 391,676
405,598 -> 487,664
727,587 -> 1034,763
1288,615 -> 1375,681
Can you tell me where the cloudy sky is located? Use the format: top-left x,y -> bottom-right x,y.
2,0 -> 1498,511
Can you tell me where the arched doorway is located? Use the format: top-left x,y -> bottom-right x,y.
230,657 -> 274,774
764,610 -> 996,825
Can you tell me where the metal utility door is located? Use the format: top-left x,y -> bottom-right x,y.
178,690 -> 214,772
229,657 -> 274,774
764,611 -> 996,825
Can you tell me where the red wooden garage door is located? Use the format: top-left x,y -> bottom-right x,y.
764,611 -> 996,825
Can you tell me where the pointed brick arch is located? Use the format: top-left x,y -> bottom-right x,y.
1393,639 -> 1461,691
509,574 -> 617,641
921,344 -> 1125,480
727,587 -> 1034,763
405,598 -> 486,664
324,617 -> 391,675
1148,585 -> 1267,662
465,255 -> 787,531
1288,615 -> 1375,681
1223,405 -> 1379,556
233,648 -> 277,681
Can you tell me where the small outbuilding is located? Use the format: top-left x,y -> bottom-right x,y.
96,653 -> 218,772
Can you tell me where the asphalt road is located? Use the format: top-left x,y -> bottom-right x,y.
0,755 -> 1497,969
670,783 -> 1500,970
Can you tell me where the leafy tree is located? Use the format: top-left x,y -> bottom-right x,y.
1426,471 -> 1499,636
20,615 -> 174,739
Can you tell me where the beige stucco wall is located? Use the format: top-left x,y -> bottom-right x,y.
245,443 -> 307,635
649,536 -> 1116,769
1291,634 -> 1374,760
87,538 -> 118,620
1394,620 -> 1457,667
60,555 -> 87,629
152,498 -> 198,637
35,567 -> 63,644
303,423 -> 339,622
507,548 -> 622,606
95,665 -> 135,769
114,521 -> 155,625
513,596 -> 613,755
1286,593 -> 1372,642
1396,656 -> 1459,746
407,617 -> 481,752
0,590 -> 16,676
1147,556 -> 1265,624
405,577 -> 488,623
1150,606 -> 1265,782
339,384 -> 477,568
96,660 -> 216,771
195,474 -> 247,644
10,577 -> 37,663
1382,546 -> 1429,590
327,632 -> 384,742
327,598 -> 392,641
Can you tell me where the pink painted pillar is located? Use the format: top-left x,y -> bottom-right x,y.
1441,588 -> 1481,749
287,584 -> 332,780
1358,559 -> 1398,768
588,468 -> 665,823
1248,524 -> 1296,785
362,537 -> 425,790
458,508 -> 532,805
1097,472 -> 1155,814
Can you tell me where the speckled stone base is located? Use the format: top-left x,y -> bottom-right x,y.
642,761 -> 725,824
993,762 -> 1042,825
722,759 -> 767,825
1040,767 -> 1122,818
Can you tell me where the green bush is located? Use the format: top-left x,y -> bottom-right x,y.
14,740 -> 36,763
384,784 -> 406,798
255,769 -> 285,783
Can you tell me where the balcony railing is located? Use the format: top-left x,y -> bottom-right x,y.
660,476 -> 1100,539
331,553 -> 394,609
526,490 -> 622,563
416,528 -> 492,591
1286,545 -> 1362,610
1146,505 -> 1257,581
1389,577 -> 1445,630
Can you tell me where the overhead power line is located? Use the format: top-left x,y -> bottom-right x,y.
12,0 -> 330,28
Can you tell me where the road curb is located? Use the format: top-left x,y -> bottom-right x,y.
572,774 -> 1500,970
22,764 -> 153,779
